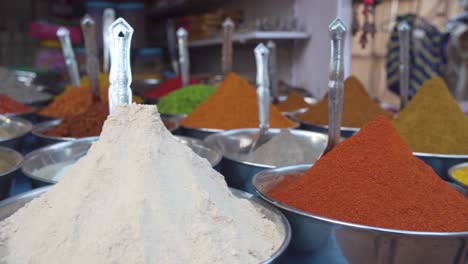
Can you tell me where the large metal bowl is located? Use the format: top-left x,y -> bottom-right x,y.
0,116 -> 33,149
0,187 -> 291,264
22,136 -> 221,187
0,147 -> 23,200
204,129 -> 328,194
252,164 -> 468,263
415,152 -> 468,181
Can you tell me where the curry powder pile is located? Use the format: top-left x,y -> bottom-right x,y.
393,77 -> 468,154
297,76 -> 391,128
275,91 -> 311,112
179,73 -> 296,130
269,116 -> 468,232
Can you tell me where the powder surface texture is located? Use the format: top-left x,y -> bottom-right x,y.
242,130 -> 325,166
298,76 -> 391,127
393,77 -> 468,154
180,73 -> 296,130
0,104 -> 280,264
268,116 -> 468,232
275,91 -> 311,112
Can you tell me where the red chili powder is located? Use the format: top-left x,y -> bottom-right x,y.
143,76 -> 201,99
268,116 -> 468,232
0,94 -> 34,114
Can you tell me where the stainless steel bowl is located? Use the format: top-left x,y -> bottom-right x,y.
0,187 -> 291,263
0,147 -> 23,200
448,162 -> 468,190
22,136 -> 220,187
298,121 -> 358,138
21,137 -> 98,187
0,116 -> 33,149
415,152 -> 468,181
252,164 -> 468,263
205,129 -> 328,194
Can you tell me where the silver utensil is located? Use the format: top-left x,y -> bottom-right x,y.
222,17 -> 234,76
324,18 -> 346,155
56,27 -> 80,87
102,8 -> 116,73
398,21 -> 410,110
166,19 -> 179,75
177,28 -> 189,87
249,43 -> 271,153
267,40 -> 278,102
81,15 -> 100,101
108,18 -> 134,114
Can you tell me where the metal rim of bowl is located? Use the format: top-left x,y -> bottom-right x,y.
181,121 -> 301,134
413,151 -> 468,159
448,162 -> 468,189
21,137 -> 98,184
288,112 -> 360,132
0,186 -> 291,263
4,108 -> 37,117
204,128 -> 328,169
0,146 -> 23,177
253,164 -> 468,236
175,136 -> 222,167
0,116 -> 33,142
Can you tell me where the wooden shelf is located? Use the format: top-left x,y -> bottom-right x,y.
189,31 -> 310,47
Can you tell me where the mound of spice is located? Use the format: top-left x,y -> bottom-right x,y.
180,73 -> 296,130
45,101 -> 108,138
297,76 -> 391,127
0,94 -> 34,115
0,104 -> 281,263
157,84 -> 216,114
268,116 -> 468,232
144,75 -> 201,99
393,77 -> 468,154
275,91 -> 311,112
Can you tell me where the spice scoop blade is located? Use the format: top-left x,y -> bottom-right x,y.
252,164 -> 468,263
247,43 -> 273,154
0,186 -> 292,263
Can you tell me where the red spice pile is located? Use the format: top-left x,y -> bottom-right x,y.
143,76 -> 201,99
268,116 -> 468,232
0,94 -> 34,114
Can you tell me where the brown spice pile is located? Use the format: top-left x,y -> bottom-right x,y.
297,76 -> 391,128
275,91 -> 311,112
180,73 -> 296,130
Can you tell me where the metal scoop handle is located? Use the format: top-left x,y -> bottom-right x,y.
324,18 -> 346,154
167,19 -> 179,74
57,27 -> 80,87
222,17 -> 234,76
177,28 -> 190,87
254,43 -> 270,132
108,18 -> 134,113
102,8 -> 116,73
81,15 -> 100,101
267,40 -> 278,102
398,21 -> 410,110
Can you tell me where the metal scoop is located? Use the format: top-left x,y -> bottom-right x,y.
323,18 -> 346,155
81,15 -> 100,102
222,17 -> 234,76
267,40 -> 279,103
108,18 -> 134,114
57,27 -> 80,87
177,28 -> 190,87
248,43 -> 271,153
102,8 -> 116,73
398,21 -> 410,110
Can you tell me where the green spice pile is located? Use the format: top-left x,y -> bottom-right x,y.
157,84 -> 216,115
393,77 -> 468,154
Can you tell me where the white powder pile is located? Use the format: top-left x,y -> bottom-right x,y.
242,130 -> 325,166
0,104 -> 281,264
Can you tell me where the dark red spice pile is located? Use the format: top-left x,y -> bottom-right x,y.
268,116 -> 468,232
0,94 -> 34,114
143,76 -> 201,99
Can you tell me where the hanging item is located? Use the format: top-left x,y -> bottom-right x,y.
386,14 -> 445,98
352,0 -> 382,48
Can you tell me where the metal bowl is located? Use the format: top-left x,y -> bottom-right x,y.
415,152 -> 468,181
0,147 -> 23,200
448,162 -> 468,190
4,108 -> 37,121
0,116 -> 33,149
22,136 -> 220,187
204,129 -> 328,194
298,121 -> 358,138
21,137 -> 98,187
0,187 -> 291,263
252,164 -> 468,263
